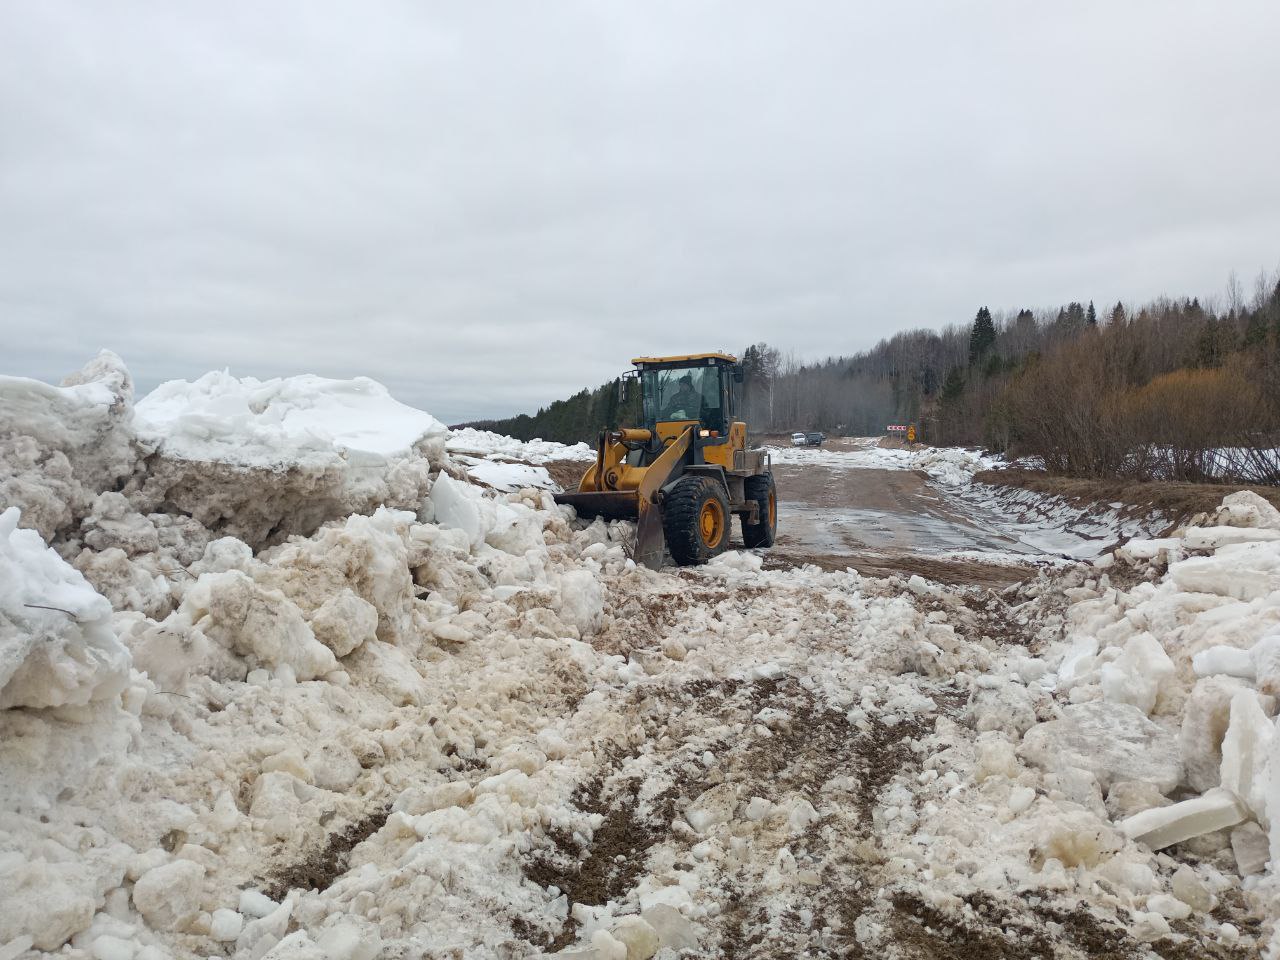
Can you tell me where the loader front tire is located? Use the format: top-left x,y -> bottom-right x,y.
663,476 -> 730,566
742,472 -> 777,548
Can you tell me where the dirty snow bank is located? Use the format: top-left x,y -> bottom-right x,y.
0,451 -> 629,956
129,372 -> 447,549
0,354 -> 655,957
0,351 -> 137,541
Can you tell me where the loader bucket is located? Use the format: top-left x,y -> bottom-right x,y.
552,489 -> 667,570
552,490 -> 638,521
552,427 -> 690,571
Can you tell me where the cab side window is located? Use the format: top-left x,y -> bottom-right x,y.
699,370 -> 726,434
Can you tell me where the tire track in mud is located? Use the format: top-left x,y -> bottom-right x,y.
768,461 -> 1039,587
526,561 -> 1263,960
520,674 -> 932,955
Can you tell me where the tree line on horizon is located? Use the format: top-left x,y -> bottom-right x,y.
464,268 -> 1280,483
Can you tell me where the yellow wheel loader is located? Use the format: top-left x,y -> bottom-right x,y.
554,353 -> 777,569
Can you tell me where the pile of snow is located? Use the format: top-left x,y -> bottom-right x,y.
0,351 -> 137,541
0,352 -> 641,956
910,445 -> 999,486
1034,491 -> 1280,874
446,427 -> 594,464
136,371 -> 445,466
864,488 -> 1277,953
130,372 -> 448,548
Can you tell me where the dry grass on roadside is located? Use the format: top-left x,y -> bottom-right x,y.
541,458 -> 591,491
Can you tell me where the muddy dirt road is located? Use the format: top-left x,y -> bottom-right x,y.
763,440 -> 1039,586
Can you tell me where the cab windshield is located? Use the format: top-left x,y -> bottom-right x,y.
641,365 -> 725,432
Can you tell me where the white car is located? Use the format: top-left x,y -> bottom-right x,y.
791,432 -> 807,446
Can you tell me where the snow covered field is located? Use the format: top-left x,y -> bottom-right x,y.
3,360 -> 1280,959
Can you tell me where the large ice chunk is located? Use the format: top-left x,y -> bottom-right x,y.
1020,701 -> 1183,794
1183,526 -> 1280,550
0,508 -> 131,709
1209,491 -> 1280,531
1218,690 -> 1274,821
429,473 -> 539,555
1180,676 -> 1249,792
1099,632 -> 1175,716
1170,545 -> 1280,602
254,509 -> 417,647
1194,634 -> 1280,698
0,861 -> 97,949
1120,788 -> 1247,850
132,859 -> 205,932
556,569 -> 604,638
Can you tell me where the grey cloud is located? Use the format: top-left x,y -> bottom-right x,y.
2,0 -> 1278,422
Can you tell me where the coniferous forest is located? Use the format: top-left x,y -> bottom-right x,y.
466,270 -> 1280,484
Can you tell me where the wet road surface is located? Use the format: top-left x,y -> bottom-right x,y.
760,441 -> 1039,586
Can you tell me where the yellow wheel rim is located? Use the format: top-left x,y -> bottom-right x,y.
700,499 -> 725,548
768,490 -> 776,528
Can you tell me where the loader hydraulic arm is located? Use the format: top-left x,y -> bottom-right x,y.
632,426 -> 692,569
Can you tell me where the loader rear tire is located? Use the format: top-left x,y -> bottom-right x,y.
742,472 -> 777,548
663,476 -> 730,566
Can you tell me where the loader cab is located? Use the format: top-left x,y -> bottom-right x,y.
632,353 -> 742,441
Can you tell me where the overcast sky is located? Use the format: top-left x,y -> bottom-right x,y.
2,2 -> 1278,422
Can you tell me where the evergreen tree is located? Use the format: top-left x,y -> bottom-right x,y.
602,378 -> 620,428
968,307 -> 996,365
1108,301 -> 1127,327
740,344 -> 764,386
941,367 -> 966,404
1244,311 -> 1269,349
1086,301 -> 1097,326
